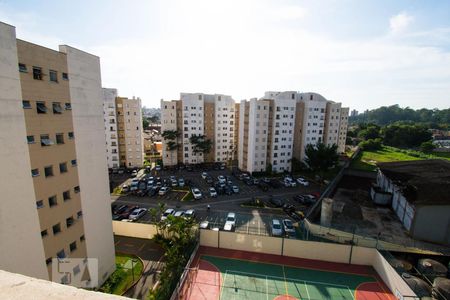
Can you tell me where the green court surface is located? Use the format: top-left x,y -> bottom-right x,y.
201,255 -> 378,300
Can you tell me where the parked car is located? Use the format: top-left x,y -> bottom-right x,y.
161,208 -> 175,220
224,185 -> 233,195
155,165 -> 161,171
174,210 -> 185,218
148,186 -> 159,196
171,179 -> 178,187
122,184 -> 129,193
120,205 -> 138,219
217,175 -> 226,183
232,185 -> 239,193
262,177 -> 271,184
269,196 -> 285,207
294,194 -> 316,204
158,186 -> 170,196
199,220 -> 209,229
284,178 -> 296,187
282,219 -> 296,236
112,204 -> 127,216
225,212 -> 236,227
282,204 -> 296,213
209,187 -> 218,198
130,179 -> 139,191
258,182 -> 269,191
184,209 -> 196,219
192,188 -> 202,200
296,177 -> 309,186
129,208 -> 147,221
201,172 -> 208,179
271,219 -> 283,236
178,178 -> 185,187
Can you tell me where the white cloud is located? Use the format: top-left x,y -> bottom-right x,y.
390,12 -> 414,34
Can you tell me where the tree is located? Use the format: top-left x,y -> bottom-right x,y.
304,143 -> 339,180
142,117 -> 149,129
162,130 -> 180,165
358,138 -> 382,151
189,134 -> 213,163
420,141 -> 436,153
358,125 -> 380,140
382,124 -> 432,148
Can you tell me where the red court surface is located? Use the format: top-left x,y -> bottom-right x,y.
183,246 -> 395,300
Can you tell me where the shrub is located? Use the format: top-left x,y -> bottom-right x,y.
358,138 -> 382,151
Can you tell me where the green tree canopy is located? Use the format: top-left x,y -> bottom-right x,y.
189,134 -> 213,154
304,143 -> 339,180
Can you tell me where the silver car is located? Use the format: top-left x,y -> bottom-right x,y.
271,219 -> 283,237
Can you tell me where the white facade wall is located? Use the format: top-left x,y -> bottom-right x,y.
121,97 -> 144,167
297,93 -> 327,160
60,45 -> 116,286
0,22 -> 49,280
160,100 -> 178,166
325,102 -> 342,147
269,92 -> 297,173
213,94 -> 235,162
102,88 -> 119,168
338,107 -> 349,153
181,93 -> 205,164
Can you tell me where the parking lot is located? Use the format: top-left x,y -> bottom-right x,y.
110,167 -> 323,237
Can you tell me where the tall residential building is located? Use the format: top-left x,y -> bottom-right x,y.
161,93 -> 236,166
0,22 -> 115,286
239,91 -> 349,174
116,96 -> 144,168
102,88 -> 119,168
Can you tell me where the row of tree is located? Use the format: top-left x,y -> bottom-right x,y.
350,104 -> 450,127
162,130 -> 213,162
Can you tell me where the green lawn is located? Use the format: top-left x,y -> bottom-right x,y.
100,254 -> 144,295
350,146 -> 423,171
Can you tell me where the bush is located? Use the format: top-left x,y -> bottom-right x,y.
242,197 -> 265,208
100,266 -> 127,294
359,138 -> 382,151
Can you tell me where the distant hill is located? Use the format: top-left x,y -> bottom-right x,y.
350,105 -> 450,126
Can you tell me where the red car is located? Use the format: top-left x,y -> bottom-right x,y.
120,205 -> 138,219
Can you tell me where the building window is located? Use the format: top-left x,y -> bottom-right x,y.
66,217 -> 74,228
56,133 -> 64,144
22,100 -> 31,109
59,162 -> 68,173
44,166 -> 53,177
36,200 -> 44,209
52,223 -> 61,235
68,132 -> 74,139
71,159 -> 77,166
73,265 -> 81,276
56,249 -> 66,259
49,70 -> 58,82
32,66 -> 42,80
74,186 -> 80,193
48,195 -> 57,207
62,73 -> 69,80
36,101 -> 47,114
52,102 -> 63,114
41,229 -> 48,237
65,103 -> 72,110
80,235 -> 85,242
63,190 -> 71,201
18,63 -> 27,72
27,135 -> 35,144
46,258 -> 52,265
77,211 -> 83,219
31,168 -> 39,177
70,241 -> 77,252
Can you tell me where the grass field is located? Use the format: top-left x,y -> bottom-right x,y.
100,254 -> 143,295
350,146 -> 450,171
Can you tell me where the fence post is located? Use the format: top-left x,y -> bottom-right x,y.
217,230 -> 220,248
281,237 -> 284,256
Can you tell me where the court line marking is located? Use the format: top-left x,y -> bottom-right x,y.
304,281 -> 311,300
220,271 -> 228,300
265,275 -> 269,300
225,269 -> 351,289
282,265 -> 289,297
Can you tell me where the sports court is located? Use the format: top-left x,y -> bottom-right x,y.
184,247 -> 394,300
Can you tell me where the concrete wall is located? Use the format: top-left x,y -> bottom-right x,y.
200,229 -> 219,248
0,22 -> 49,280
220,232 -> 283,255
60,45 -> 116,285
412,205 -> 450,245
372,251 -> 416,298
112,221 -> 158,239
284,239 -> 351,264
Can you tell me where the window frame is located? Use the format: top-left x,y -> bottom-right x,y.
22,100 -> 32,109
49,70 -> 58,82
32,66 -> 43,80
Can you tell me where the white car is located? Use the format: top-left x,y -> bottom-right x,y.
155,165 -> 161,171
199,220 -> 209,229
296,177 -> 309,186
218,175 -> 226,183
131,170 -> 138,177
224,212 -> 236,228
178,178 -> 185,187
232,185 -> 239,193
158,186 -> 170,195
284,178 -> 296,187
209,187 -> 217,198
192,188 -> 202,200
282,219 -> 296,236
201,172 -> 208,179
271,219 -> 283,237
129,208 -> 147,221
174,210 -> 185,218
184,209 -> 195,219
161,208 -> 175,220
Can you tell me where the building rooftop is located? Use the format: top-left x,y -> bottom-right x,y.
377,159 -> 450,205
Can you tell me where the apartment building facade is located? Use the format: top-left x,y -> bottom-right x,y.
0,22 -> 115,286
102,88 -> 119,168
116,96 -> 144,168
161,93 -> 236,166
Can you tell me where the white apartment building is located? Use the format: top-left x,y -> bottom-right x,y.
161,99 -> 179,166
338,107 -> 349,153
116,96 -> 144,168
238,98 -> 270,173
212,94 -> 235,163
102,88 -> 119,168
324,101 -> 342,148
181,93 -> 205,164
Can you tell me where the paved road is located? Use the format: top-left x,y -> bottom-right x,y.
114,236 -> 165,300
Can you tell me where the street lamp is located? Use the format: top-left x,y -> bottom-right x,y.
131,259 -> 137,282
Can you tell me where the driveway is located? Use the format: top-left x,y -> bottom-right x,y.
114,235 -> 165,299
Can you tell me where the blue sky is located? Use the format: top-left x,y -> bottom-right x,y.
1,0 -> 450,111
